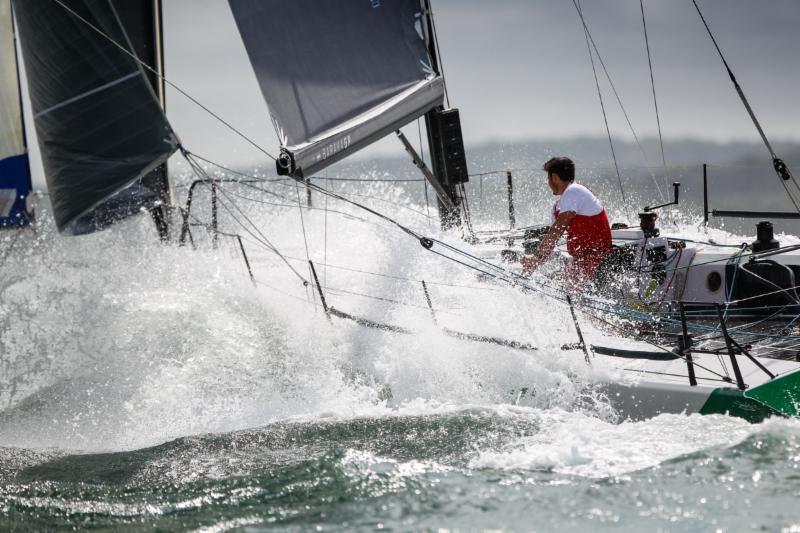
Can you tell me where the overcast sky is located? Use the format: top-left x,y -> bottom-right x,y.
158,0 -> 799,166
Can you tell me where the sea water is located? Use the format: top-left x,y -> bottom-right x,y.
1,169 -> 799,531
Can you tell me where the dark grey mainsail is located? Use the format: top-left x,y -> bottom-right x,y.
12,0 -> 177,235
228,0 -> 445,178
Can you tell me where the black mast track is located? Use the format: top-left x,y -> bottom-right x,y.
421,0 -> 465,231
111,0 -> 172,240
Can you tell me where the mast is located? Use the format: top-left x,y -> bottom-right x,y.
10,3 -> 26,151
148,0 -> 171,240
421,0 -> 468,230
114,0 -> 172,240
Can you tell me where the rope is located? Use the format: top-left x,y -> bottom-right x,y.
574,0 -> 627,206
292,179 -> 315,303
691,0 -> 800,212
182,152 -> 308,285
573,0 -> 665,203
639,0 -> 667,174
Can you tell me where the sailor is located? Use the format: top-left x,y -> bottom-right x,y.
521,156 -> 612,286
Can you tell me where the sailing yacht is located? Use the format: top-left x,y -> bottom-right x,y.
7,0 -> 800,423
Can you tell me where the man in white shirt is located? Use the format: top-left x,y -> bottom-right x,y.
521,157 -> 612,285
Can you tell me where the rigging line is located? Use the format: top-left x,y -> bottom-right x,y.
573,0 -> 627,206
690,0 -> 775,159
299,180 -> 424,241
184,172 -> 281,257
293,179 -> 314,303
183,164 -> 279,255
210,190 -> 309,285
242,166 -> 436,220
324,189 -> 435,220
308,177 -> 425,183
186,151 -> 404,233
220,182 -> 292,203
417,118 -> 432,226
184,154 -> 309,285
639,0 -> 667,173
254,279 -> 320,307
724,243 -> 747,321
221,188 -> 394,232
573,0 -> 665,202
183,151 -> 424,242
51,0 -> 278,162
281,254 -> 502,292
324,174 -> 329,293
176,153 -> 285,183
690,0 -> 800,207
326,285 -> 463,315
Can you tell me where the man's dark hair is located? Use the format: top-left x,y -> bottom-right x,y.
543,157 -> 575,182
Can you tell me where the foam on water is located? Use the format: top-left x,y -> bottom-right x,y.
0,179 -> 619,452
0,171 -> 789,496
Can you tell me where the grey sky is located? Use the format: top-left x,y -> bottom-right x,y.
159,0 -> 799,166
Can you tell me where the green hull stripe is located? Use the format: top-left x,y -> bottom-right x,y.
699,387 -> 779,423
745,368 -> 800,418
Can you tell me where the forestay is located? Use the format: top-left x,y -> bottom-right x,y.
228,0 -> 445,178
12,0 -> 177,235
0,0 -> 32,228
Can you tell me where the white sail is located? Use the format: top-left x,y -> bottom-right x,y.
0,0 -> 23,162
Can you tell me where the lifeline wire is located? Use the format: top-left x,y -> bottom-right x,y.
182,152 -> 308,285
186,152 -> 800,353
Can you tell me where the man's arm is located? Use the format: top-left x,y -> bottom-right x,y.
520,211 -> 576,273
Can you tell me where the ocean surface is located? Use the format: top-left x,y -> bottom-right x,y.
2,167 -> 800,531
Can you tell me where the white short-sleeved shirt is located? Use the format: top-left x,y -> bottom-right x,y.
551,183 -> 603,223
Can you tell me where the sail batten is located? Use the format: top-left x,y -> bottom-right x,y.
12,0 -> 177,235
228,0 -> 445,177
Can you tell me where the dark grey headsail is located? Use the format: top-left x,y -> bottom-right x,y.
228,0 -> 445,178
12,0 -> 177,235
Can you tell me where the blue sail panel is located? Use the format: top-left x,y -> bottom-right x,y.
1,0 -> 32,228
0,153 -> 32,228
